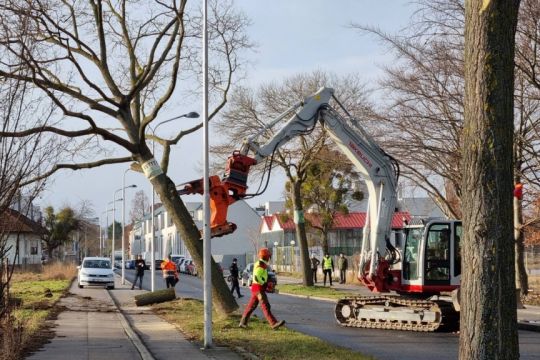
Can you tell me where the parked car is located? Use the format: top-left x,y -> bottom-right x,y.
124,259 -> 135,269
175,258 -> 186,272
179,259 -> 193,274
155,259 -> 164,270
171,254 -> 185,265
180,259 -> 196,275
241,262 -> 277,292
77,257 -> 115,289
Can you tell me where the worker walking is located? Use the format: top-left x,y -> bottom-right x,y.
131,254 -> 146,290
239,248 -> 285,330
229,258 -> 243,298
338,253 -> 348,284
310,254 -> 320,283
322,253 -> 334,287
160,255 -> 178,288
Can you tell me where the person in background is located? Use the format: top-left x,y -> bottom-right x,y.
239,248 -> 285,330
322,253 -> 334,287
310,254 -> 320,283
229,258 -> 243,298
131,254 -> 146,290
160,255 -> 178,288
338,253 -> 348,284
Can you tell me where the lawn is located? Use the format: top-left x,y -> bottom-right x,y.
277,283 -> 358,300
3,263 -> 75,356
154,298 -> 374,360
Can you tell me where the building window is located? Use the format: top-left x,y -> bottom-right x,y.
30,246 -> 38,255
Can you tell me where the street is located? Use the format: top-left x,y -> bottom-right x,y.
122,269 -> 540,360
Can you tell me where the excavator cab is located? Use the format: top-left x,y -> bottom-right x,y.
401,219 -> 461,295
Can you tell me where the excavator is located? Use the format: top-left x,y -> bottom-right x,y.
178,87 -> 462,331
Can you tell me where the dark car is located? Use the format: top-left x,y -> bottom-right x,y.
155,259 -> 164,270
124,259 -> 135,269
241,262 -> 277,292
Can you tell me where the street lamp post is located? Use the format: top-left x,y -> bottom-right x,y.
101,207 -> 115,257
273,241 -> 279,272
290,240 -> 296,272
112,189 -> 124,269
147,111 -> 200,292
121,177 -> 137,284
203,0 -> 212,348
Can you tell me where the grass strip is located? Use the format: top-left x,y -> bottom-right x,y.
277,284 -> 358,300
154,298 -> 373,360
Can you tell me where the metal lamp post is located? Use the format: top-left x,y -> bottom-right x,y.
112,189 -> 124,269
290,240 -> 296,272
147,111 -> 200,292
121,178 -> 137,284
101,207 -> 115,257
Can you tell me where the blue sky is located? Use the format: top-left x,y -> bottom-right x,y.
39,1 -> 415,224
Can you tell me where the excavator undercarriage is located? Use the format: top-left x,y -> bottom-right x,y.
334,295 -> 459,332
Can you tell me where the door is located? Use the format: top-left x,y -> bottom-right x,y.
424,223 -> 451,286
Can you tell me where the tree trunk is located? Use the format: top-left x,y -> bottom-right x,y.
292,181 -> 314,286
460,1 -> 520,359
514,195 -> 528,296
137,151 -> 238,315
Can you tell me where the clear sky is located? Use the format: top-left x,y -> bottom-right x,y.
39,1 -> 415,224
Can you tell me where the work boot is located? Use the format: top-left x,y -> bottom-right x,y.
271,320 -> 285,330
238,318 -> 248,329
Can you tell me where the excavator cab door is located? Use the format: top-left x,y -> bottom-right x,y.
424,223 -> 452,285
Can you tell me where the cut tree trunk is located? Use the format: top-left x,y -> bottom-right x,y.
134,288 -> 176,306
460,1 -> 521,359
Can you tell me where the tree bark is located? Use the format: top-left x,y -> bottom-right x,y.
292,181 -> 314,286
460,1 -> 520,359
136,150 -> 238,314
514,195 -> 528,296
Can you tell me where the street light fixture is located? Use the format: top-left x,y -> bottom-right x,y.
146,111 -> 200,292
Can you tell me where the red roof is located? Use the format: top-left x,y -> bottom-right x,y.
262,216 -> 273,230
262,211 -> 411,231
0,208 -> 47,235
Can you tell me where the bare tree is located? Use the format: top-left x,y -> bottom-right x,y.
214,71 -> 372,286
129,190 -> 149,225
460,1 -> 520,359
356,0 -> 540,296
0,0 -> 253,314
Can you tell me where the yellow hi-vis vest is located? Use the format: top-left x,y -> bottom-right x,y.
253,259 -> 268,285
323,256 -> 332,270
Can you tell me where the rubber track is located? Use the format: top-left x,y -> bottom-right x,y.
334,295 -> 455,332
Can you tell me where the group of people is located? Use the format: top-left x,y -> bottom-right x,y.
130,254 -> 179,290
310,253 -> 348,286
128,249 -> 351,332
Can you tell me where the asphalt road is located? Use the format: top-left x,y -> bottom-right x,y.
120,269 -> 540,360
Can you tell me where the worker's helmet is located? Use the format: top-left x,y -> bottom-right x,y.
258,248 -> 271,261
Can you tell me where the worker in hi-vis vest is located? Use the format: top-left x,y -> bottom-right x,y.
239,248 -> 285,330
322,253 -> 334,286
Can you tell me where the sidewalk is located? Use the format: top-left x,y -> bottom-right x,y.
277,274 -> 540,332
27,276 -> 243,360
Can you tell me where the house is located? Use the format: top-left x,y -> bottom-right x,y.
0,208 -> 46,265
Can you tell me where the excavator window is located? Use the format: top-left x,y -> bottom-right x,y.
425,224 -> 451,282
403,228 -> 422,280
453,223 -> 462,277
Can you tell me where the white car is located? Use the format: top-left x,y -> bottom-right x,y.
78,257 -> 115,289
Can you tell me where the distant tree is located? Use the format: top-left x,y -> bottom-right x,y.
286,146 -> 363,254
107,221 -> 123,245
129,190 -> 149,225
42,206 -> 80,259
214,71 -> 372,286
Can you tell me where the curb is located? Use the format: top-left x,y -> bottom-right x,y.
108,277 -> 155,360
518,321 -> 540,332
